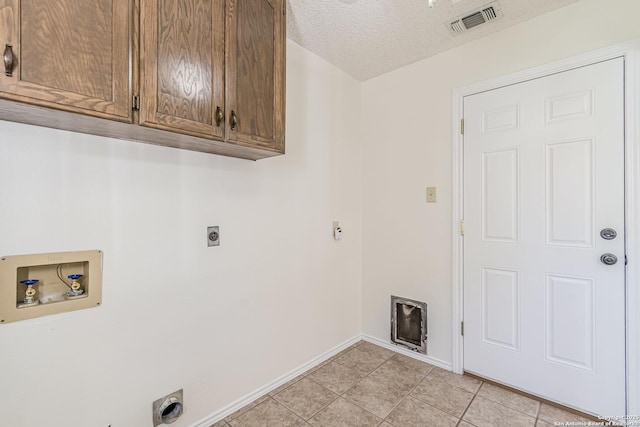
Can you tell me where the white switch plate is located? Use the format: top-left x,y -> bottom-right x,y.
426,187 -> 437,203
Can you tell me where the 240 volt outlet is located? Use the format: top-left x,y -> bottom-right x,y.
207,226 -> 220,247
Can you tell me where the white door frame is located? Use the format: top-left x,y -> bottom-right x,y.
452,39 -> 640,416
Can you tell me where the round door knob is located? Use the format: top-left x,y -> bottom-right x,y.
600,228 -> 617,240
600,253 -> 618,265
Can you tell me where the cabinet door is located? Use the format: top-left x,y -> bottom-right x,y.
0,0 -> 131,121
226,0 -> 285,152
140,0 -> 225,139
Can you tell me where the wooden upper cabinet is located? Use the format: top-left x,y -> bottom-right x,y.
0,0 -> 286,159
140,0 -> 225,140
0,0 -> 131,121
225,0 -> 285,153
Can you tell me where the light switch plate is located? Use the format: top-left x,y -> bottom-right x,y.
426,187 -> 437,203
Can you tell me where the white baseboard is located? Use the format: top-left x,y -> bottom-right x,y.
191,335 -> 362,427
360,334 -> 452,371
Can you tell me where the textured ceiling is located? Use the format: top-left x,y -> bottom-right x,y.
287,0 -> 581,81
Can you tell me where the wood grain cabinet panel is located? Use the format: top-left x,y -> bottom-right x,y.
226,0 -> 285,153
0,0 -> 286,159
0,0 -> 131,121
140,0 -> 225,139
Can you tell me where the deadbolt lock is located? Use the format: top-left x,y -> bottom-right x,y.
600,228 -> 617,240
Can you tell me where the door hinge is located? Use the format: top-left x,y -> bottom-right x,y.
460,220 -> 465,236
132,95 -> 140,111
460,118 -> 464,135
461,321 -> 464,336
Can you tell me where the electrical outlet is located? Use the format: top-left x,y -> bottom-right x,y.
207,226 -> 220,247
332,221 -> 343,241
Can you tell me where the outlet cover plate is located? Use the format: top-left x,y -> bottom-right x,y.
207,226 -> 220,247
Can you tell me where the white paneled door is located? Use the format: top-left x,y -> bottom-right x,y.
463,58 -> 625,416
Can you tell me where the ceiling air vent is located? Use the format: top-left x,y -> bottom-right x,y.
448,1 -> 503,35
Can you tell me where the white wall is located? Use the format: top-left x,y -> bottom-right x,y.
0,40 -> 362,427
361,0 -> 640,364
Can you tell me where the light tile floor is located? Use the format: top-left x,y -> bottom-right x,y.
212,341 -> 597,427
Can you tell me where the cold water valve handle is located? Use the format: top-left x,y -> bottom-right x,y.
66,274 -> 85,298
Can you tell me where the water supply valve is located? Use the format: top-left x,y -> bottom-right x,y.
0,250 -> 103,324
19,279 -> 40,307
66,274 -> 85,299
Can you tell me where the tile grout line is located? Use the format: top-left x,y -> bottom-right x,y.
329,347 -> 403,424
407,369 -> 480,420
223,394 -> 271,424
467,373 -> 598,423
270,342 -> 365,423
474,383 -> 542,421
235,378 -> 332,426
456,378 -> 484,426
381,367 -> 432,427
265,396 -> 308,425
534,399 -> 542,426
295,342 -> 389,424
269,375 -> 304,397
336,351 -> 394,423
297,377 -> 342,422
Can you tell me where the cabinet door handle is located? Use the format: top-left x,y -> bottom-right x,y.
215,106 -> 224,127
230,110 -> 238,130
3,44 -> 14,77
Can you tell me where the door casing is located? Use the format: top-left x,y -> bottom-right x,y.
452,39 -> 640,416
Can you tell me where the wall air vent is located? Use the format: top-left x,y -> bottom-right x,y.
448,1 -> 503,35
